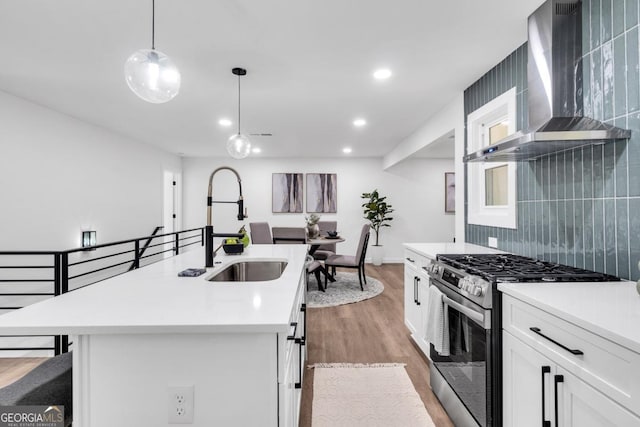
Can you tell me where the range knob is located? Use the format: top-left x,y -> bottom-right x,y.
471,285 -> 483,296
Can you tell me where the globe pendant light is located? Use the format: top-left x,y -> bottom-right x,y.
124,0 -> 181,103
226,68 -> 251,159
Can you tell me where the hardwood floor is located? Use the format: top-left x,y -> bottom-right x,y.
0,357 -> 47,388
299,263 -> 454,427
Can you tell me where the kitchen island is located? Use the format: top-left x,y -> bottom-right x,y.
0,245 -> 309,427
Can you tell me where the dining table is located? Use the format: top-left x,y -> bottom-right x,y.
306,235 -> 345,256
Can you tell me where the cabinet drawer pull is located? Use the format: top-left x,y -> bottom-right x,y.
554,374 -> 564,427
529,327 -> 584,355
541,366 -> 551,427
295,337 -> 303,389
287,322 -> 298,340
406,257 -> 415,263
301,304 -> 307,345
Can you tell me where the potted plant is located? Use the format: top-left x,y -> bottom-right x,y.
361,189 -> 394,266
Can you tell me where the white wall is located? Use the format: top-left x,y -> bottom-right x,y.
383,93 -> 465,243
182,156 -> 455,263
0,90 -> 181,250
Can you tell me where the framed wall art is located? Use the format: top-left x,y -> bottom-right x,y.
272,173 -> 304,213
306,173 -> 337,213
445,172 -> 455,213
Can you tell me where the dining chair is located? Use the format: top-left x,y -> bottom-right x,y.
272,227 -> 307,244
313,220 -> 337,261
324,224 -> 370,291
249,222 -> 273,244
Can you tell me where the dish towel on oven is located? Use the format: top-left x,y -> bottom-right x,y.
425,285 -> 450,356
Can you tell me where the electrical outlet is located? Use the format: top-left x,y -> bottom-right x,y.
168,385 -> 194,424
488,237 -> 498,248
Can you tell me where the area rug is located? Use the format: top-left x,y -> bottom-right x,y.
307,271 -> 384,308
310,363 -> 435,427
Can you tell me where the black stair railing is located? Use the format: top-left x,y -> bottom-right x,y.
0,227 -> 204,356
129,226 -> 164,271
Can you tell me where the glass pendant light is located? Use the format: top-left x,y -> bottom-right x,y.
226,68 -> 251,159
124,0 -> 181,103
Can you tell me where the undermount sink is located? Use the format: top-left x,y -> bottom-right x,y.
207,261 -> 288,282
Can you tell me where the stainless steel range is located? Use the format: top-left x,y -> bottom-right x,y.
426,253 -> 619,427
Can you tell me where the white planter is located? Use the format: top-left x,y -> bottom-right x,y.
370,245 -> 383,266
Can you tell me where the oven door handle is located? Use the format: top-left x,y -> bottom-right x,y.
442,294 -> 486,328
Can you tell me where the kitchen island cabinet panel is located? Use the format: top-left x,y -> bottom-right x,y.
75,333 -> 278,427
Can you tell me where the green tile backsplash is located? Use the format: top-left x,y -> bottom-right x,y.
465,0 -> 640,280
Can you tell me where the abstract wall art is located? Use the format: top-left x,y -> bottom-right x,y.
306,173 -> 337,213
272,173 -> 304,213
445,172 -> 455,213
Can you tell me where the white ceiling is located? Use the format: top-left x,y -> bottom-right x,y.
413,130 -> 456,159
0,0 -> 543,158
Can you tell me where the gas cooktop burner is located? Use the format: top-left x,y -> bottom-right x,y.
437,253 -> 620,283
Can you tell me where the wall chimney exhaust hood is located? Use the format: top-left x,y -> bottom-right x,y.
464,0 -> 631,163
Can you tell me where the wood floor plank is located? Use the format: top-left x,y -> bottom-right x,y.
0,357 -> 48,388
299,263 -> 454,427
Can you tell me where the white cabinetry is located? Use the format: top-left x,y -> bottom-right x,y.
503,294 -> 640,427
278,273 -> 307,426
404,249 -> 431,357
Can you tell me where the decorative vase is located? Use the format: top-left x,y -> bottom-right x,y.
307,224 -> 320,239
370,245 -> 383,266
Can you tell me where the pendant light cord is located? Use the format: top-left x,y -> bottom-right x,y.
237,74 -> 241,134
151,0 -> 155,50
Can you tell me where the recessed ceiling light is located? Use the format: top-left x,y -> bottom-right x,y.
218,118 -> 232,127
353,118 -> 367,127
373,68 -> 392,80
343,147 -> 352,154
252,147 -> 261,154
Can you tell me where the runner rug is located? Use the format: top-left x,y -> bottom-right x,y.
310,363 -> 435,427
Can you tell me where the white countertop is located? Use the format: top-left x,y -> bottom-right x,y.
499,281 -> 640,354
0,245 -> 309,335
404,242 -> 504,259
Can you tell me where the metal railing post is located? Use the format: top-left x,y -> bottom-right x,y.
60,252 -> 68,294
134,240 -> 140,269
60,252 -> 69,354
175,232 -> 180,255
61,335 -> 69,354
54,253 -> 61,297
